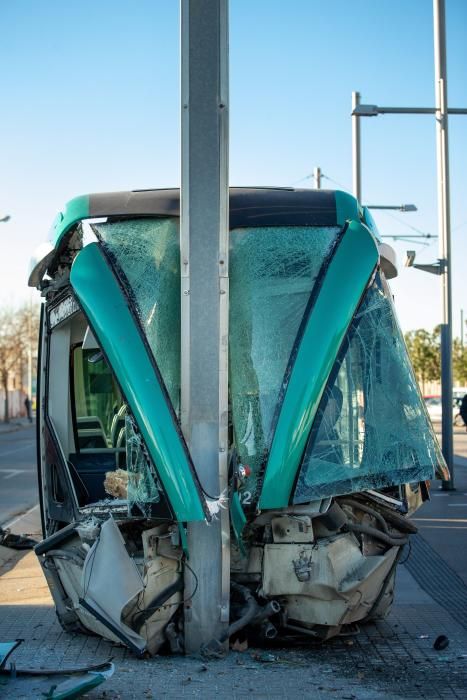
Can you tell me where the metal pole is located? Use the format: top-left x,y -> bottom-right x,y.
352,91 -> 362,202
434,0 -> 454,489
461,309 -> 464,348
314,166 -> 321,190
180,0 -> 230,652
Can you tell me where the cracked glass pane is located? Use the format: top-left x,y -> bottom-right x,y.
95,218 -> 181,415
294,275 -> 444,503
125,415 -> 162,516
229,226 -> 341,501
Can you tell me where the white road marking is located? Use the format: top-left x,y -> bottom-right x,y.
414,525 -> 467,529
1,504 -> 39,530
448,503 -> 467,507
414,517 -> 467,522
0,468 -> 29,480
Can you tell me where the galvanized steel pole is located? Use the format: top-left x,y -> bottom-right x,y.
434,0 -> 454,489
352,91 -> 362,202
180,0 -> 230,652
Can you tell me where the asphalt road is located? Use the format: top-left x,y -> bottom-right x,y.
0,423 -> 38,527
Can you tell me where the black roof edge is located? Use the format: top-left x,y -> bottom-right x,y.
89,187 -> 338,228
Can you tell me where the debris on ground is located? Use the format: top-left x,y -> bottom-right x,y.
433,635 -> 450,651
0,639 -> 23,669
0,528 -> 38,550
0,640 -> 115,699
251,651 -> 279,663
231,638 -> 248,652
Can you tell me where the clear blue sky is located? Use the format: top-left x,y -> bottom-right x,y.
0,0 -> 466,334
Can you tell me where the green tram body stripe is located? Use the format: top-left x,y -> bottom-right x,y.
70,242 -> 206,523
51,195 -> 90,248
258,220 -> 379,510
334,190 -> 362,227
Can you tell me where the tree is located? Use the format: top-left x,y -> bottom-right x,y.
404,328 -> 440,394
0,303 -> 40,422
453,339 -> 467,385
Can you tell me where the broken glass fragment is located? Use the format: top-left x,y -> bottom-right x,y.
125,415 -> 162,516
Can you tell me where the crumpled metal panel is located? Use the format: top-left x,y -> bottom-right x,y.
262,535 -> 398,627
80,517 -> 146,654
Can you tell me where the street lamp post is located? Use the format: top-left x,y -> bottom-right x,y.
367,204 -> 417,212
434,0 -> 454,490
351,0 -> 467,490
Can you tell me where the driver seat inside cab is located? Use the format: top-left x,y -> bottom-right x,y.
29,187 -> 448,656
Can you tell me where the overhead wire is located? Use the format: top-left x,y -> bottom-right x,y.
290,173 -> 314,186
289,168 -> 460,251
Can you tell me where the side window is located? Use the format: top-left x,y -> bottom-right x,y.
70,343 -> 163,514
69,346 -> 127,505
72,346 -> 125,453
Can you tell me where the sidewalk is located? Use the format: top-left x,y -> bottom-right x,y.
1,504 -> 467,698
0,416 -> 35,435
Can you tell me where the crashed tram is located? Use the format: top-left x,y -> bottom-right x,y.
29,188 -> 448,656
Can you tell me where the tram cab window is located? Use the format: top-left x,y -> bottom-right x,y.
70,345 -> 127,503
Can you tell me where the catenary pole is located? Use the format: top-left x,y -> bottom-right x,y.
180,0 -> 230,652
352,91 -> 362,202
434,0 -> 454,489
314,166 -> 322,189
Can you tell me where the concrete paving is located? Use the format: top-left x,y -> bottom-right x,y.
1,551 -> 466,699
423,424 -> 467,585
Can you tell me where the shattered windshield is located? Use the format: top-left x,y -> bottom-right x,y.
229,226 -> 341,501
293,275 -> 444,503
95,218 -> 181,415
